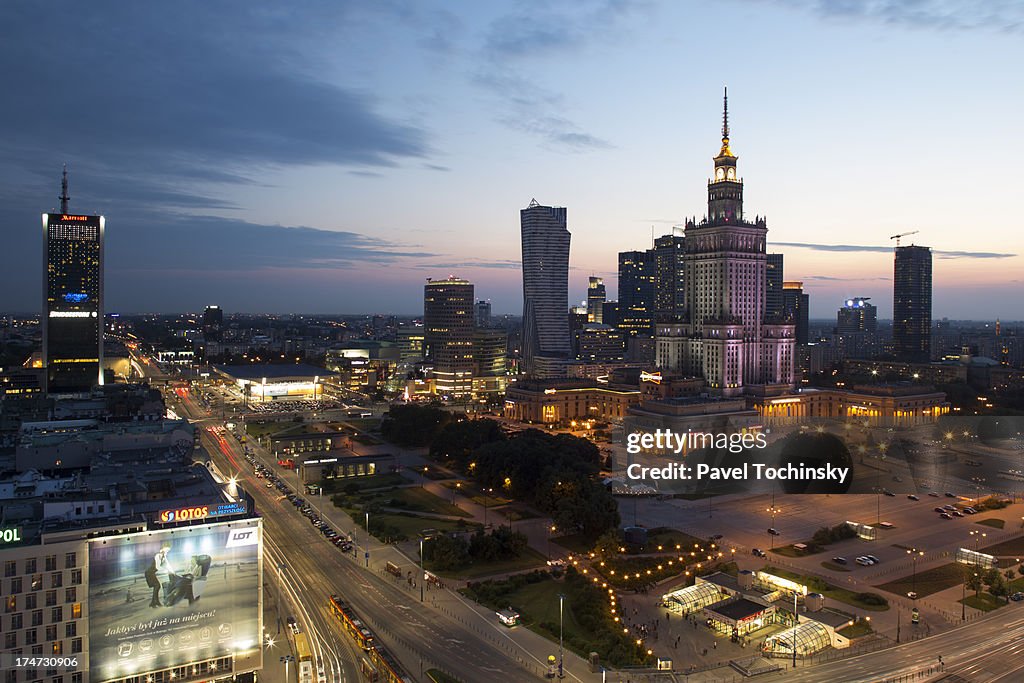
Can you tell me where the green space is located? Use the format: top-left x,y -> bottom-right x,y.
429,546 -> 548,580
837,621 -> 873,639
551,533 -> 594,554
463,569 -> 650,667
351,433 -> 382,445
245,421 -> 287,439
367,486 -> 472,517
981,536 -> 1024,556
878,563 -> 965,599
976,518 -> 1006,529
763,566 -> 889,611
821,561 -> 851,572
643,528 -> 707,554
321,472 -> 409,493
960,593 -> 1005,612
596,555 -> 688,589
426,670 -> 463,683
347,509 -> 476,543
772,545 -> 813,558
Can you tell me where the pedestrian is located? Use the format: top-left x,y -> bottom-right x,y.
713,641 -> 717,649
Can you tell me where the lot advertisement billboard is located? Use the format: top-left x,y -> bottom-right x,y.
88,520 -> 262,682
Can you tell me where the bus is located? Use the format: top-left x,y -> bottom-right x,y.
295,632 -> 313,683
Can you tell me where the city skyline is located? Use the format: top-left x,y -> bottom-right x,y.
2,2 -> 1023,318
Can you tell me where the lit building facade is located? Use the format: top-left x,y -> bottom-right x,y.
424,277 -> 475,398
587,277 -> 606,324
617,249 -> 655,337
835,297 -> 877,359
42,207 -> 104,394
520,200 -> 572,377
666,90 -> 796,396
894,245 -> 932,362
503,380 -> 640,424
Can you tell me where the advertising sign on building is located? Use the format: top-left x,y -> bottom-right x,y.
88,520 -> 262,682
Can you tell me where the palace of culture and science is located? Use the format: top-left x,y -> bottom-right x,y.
656,91 -> 796,396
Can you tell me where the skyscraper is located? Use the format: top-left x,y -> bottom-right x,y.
424,277 -> 475,397
893,245 -> 932,362
520,200 -> 571,377
475,300 -> 492,328
782,281 -> 809,346
617,249 -> 655,336
202,305 -> 224,342
42,168 -> 104,393
765,253 -> 784,319
587,276 -> 606,324
836,297 -> 878,359
659,89 -> 795,395
654,233 -> 686,321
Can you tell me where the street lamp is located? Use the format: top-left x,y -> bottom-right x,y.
558,593 -> 565,679
365,511 -> 370,567
420,537 -> 426,603
907,548 -> 924,604
280,655 -> 294,681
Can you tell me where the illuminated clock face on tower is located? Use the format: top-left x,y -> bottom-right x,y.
716,168 -> 725,180
726,168 -> 735,180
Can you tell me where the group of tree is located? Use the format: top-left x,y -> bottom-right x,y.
423,527 -> 529,572
380,404 -> 454,447
967,565 -> 1013,602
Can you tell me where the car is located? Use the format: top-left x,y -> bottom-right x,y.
1011,592 -> 1024,602
940,512 -> 953,519
945,492 -> 957,498
752,548 -> 767,558
767,528 -> 781,536
884,490 -> 896,497
963,507 -> 977,514
866,555 -> 881,564
855,557 -> 873,566
907,591 -> 918,600
928,492 -> 940,497
952,510 -> 964,517
266,482 -> 274,488
878,521 -> 895,529
943,504 -> 956,511
907,495 -> 919,501
934,507 -> 946,513
831,557 -> 848,565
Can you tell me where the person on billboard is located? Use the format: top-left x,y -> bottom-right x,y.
145,544 -> 177,608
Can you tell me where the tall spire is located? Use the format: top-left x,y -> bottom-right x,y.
59,164 -> 70,213
719,86 -> 733,158
722,86 -> 729,139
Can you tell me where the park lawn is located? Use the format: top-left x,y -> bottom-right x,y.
352,433 -> 383,445
878,563 -> 966,599
426,670 -> 463,683
1006,576 -> 1024,592
975,518 -> 1006,529
837,621 -> 873,639
772,545 -> 815,558
365,486 -> 472,518
551,533 -> 594,554
430,547 -> 549,580
981,536 -> 1024,556
764,566 -> 889,612
821,561 -> 852,572
245,422 -> 288,439
960,593 -> 1005,612
322,472 -> 410,493
644,529 -> 706,553
351,510 -> 476,541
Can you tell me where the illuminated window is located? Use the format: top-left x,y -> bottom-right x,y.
71,603 -> 81,619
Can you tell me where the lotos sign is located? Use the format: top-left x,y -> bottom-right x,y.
158,505 -> 210,523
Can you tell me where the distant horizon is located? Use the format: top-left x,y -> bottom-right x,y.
4,311 -> 1024,327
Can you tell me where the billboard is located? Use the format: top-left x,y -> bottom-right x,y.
88,520 -> 262,682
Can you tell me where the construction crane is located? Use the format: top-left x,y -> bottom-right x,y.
890,230 -> 919,247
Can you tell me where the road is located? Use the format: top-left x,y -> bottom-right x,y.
172,384 -> 562,682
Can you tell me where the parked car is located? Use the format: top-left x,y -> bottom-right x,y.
952,510 -> 964,517
1011,592 -> 1024,602
866,555 -> 881,564
945,492 -> 957,498
907,495 -> 920,501
831,557 -> 848,565
855,557 -> 873,566
752,548 -> 767,558
940,512 -> 953,519
934,507 -> 946,513
767,528 -> 781,536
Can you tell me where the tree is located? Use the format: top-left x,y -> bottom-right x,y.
967,570 -> 984,596
430,418 -> 505,470
380,404 -> 453,447
423,535 -> 470,571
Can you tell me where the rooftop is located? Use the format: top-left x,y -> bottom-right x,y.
214,363 -> 336,381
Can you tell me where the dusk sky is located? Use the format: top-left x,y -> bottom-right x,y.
2,1 -> 1023,319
